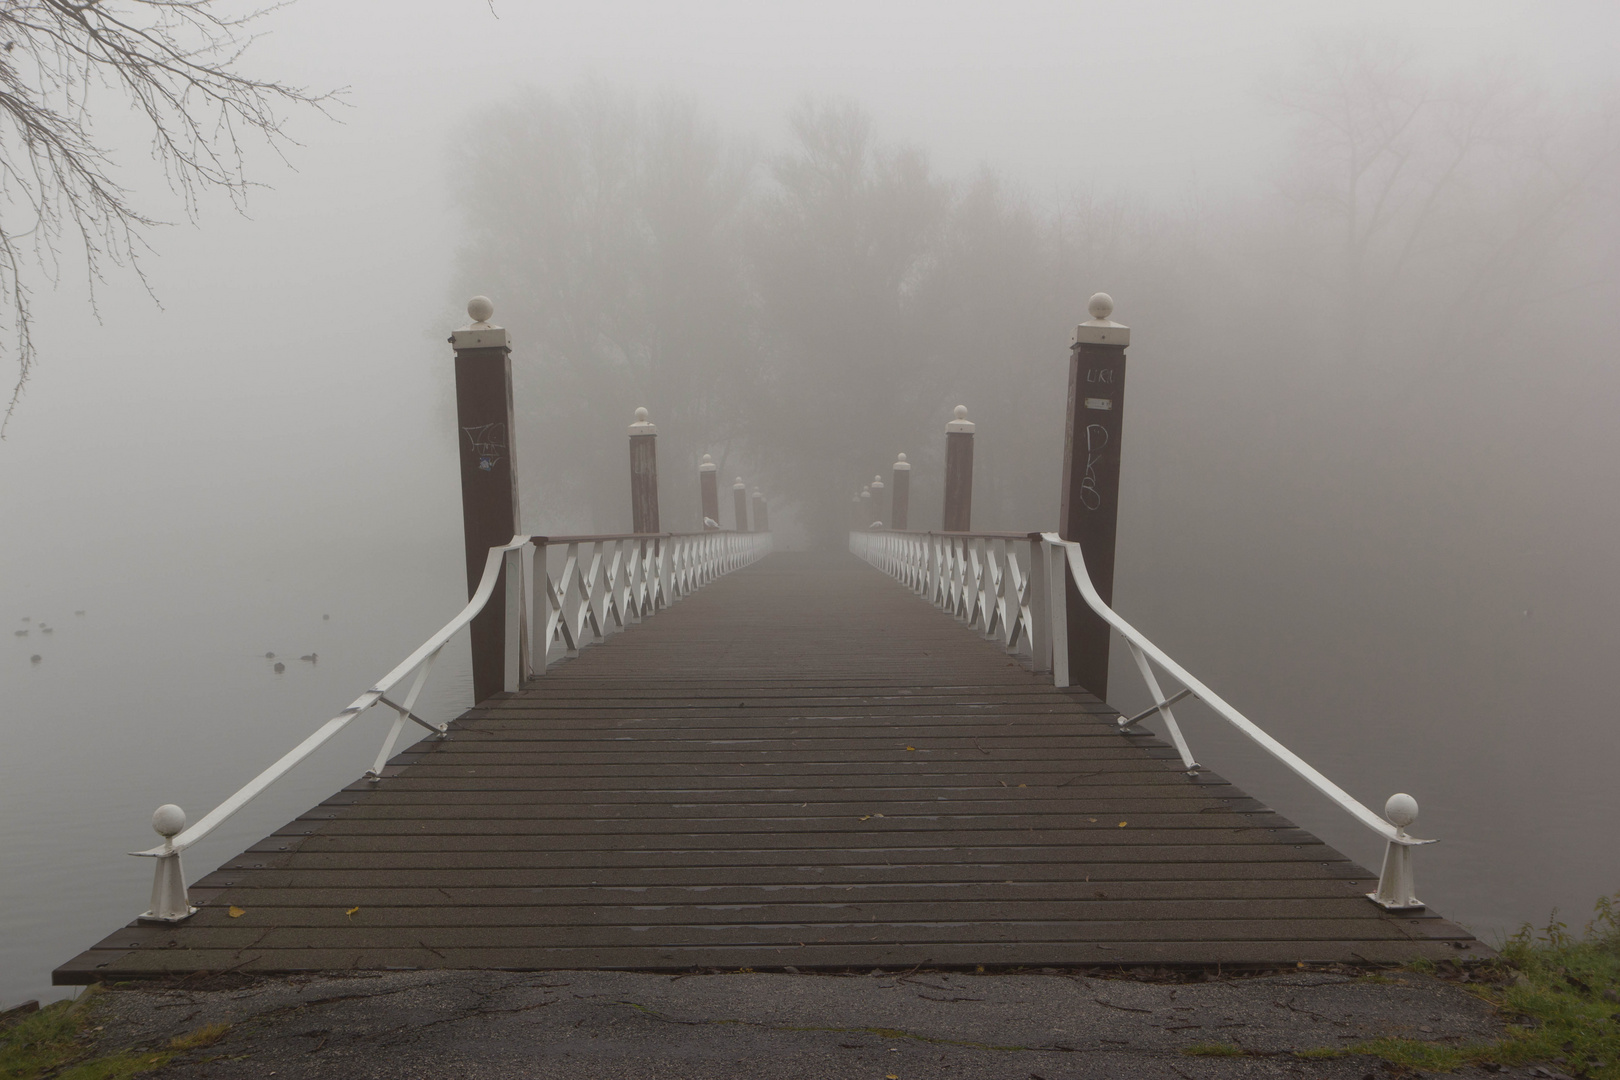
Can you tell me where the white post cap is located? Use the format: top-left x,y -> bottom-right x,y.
452,295 -> 509,349
752,489 -> 762,499
1385,793 -> 1419,833
699,453 -> 717,473
870,474 -> 884,490
893,452 -> 911,471
735,476 -> 747,489
946,405 -> 975,433
152,803 -> 186,838
861,489 -> 871,499
628,406 -> 657,436
1072,291 -> 1130,347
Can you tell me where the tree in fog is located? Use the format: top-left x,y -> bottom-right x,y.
454,84 -> 756,531
747,100 -> 947,542
0,0 -> 332,433
1268,34 -> 1620,369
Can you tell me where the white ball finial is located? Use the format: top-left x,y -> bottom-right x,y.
1088,292 -> 1114,321
1384,793 -> 1419,829
897,452 -> 907,462
152,804 -> 187,838
874,475 -> 883,483
954,405 -> 968,420
635,407 -> 649,422
701,453 -> 712,464
467,296 -> 495,324
736,476 -> 744,485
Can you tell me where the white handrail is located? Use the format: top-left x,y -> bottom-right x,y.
132,538 -> 526,859
1040,533 -> 1427,849
131,529 -> 772,921
852,527 -> 1433,911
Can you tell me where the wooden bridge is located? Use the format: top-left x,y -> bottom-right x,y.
55,294 -> 1482,984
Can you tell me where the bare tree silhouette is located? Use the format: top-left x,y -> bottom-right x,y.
0,0 -> 337,434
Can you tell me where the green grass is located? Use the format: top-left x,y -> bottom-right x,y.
1182,1042 -> 1246,1057
1178,894 -> 1620,1075
1,988 -> 233,1080
1349,893 -> 1620,1078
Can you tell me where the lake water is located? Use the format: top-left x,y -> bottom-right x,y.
3,533 -> 1617,1008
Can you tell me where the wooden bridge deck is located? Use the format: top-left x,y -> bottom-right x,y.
56,551 -> 1480,982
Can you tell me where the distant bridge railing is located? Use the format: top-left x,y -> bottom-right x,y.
850,527 -> 1433,914
849,529 -> 1048,665
132,529 -> 772,923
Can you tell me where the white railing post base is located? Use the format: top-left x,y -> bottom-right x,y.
1368,841 -> 1424,911
136,805 -> 196,922
138,849 -> 196,923
1367,793 -> 1425,910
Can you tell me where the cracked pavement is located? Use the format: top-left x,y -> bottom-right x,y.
91,967 -> 1526,1079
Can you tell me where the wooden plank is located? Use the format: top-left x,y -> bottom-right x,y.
54,550 -> 1482,983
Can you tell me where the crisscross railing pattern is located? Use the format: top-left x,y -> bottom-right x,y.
130,529 -> 772,922
535,531 -> 767,667
851,526 -> 1434,911
850,530 -> 1046,662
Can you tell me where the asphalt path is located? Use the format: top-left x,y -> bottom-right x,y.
84,966 -> 1539,1079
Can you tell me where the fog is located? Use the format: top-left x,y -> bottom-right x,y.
2,0 -> 1618,1005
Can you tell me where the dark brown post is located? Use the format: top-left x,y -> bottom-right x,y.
860,486 -> 873,528
868,475 -> 885,528
699,454 -> 720,530
1059,292 -> 1130,699
890,453 -> 911,531
752,490 -> 769,532
628,407 -> 659,533
733,476 -> 749,532
942,405 -> 974,532
451,295 -> 520,704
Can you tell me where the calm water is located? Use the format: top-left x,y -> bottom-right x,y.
0,538 -> 472,1006
3,536 -> 1617,1007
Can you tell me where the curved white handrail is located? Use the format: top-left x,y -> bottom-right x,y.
1041,532 -> 1430,849
133,538 -> 530,857
134,530 -> 774,862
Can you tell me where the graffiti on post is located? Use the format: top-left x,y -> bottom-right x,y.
1079,423 -> 1109,511
462,423 -> 506,472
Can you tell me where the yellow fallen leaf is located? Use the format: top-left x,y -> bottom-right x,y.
345,906 -> 360,917
1089,818 -> 1098,823
227,906 -> 246,918
874,813 -> 885,818
905,746 -> 916,751
859,815 -> 871,821
1117,821 -> 1128,828
888,1074 -> 899,1079
1018,784 -> 1026,788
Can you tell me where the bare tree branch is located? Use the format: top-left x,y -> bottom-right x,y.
0,0 -> 339,435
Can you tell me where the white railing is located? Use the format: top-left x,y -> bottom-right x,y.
849,529 -> 1047,664
851,528 -> 1433,912
132,529 -> 773,923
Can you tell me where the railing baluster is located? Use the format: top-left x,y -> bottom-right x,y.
503,546 -> 523,692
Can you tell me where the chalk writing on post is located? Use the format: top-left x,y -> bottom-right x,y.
462,423 -> 506,472
1080,423 -> 1110,511
1085,367 -> 1116,385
